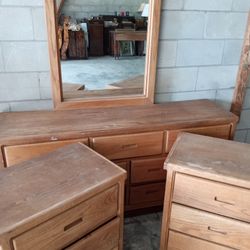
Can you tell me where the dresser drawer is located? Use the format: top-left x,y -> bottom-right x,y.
131,157 -> 166,184
90,132 -> 163,160
170,204 -> 250,250
129,183 -> 165,205
64,218 -> 120,250
165,124 -> 231,153
12,186 -> 118,250
173,174 -> 250,223
4,139 -> 88,167
168,231 -> 232,250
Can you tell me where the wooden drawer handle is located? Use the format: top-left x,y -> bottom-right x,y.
208,226 -> 227,235
64,218 -> 83,231
121,144 -> 138,150
50,136 -> 59,141
214,196 -> 235,206
146,190 -> 158,195
147,168 -> 161,172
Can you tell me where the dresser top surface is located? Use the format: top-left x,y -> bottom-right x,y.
0,143 -> 126,235
0,100 -> 237,144
165,133 -> 250,188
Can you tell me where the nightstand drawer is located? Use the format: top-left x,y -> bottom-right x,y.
165,124 -> 231,153
129,183 -> 165,205
131,157 -> 166,184
12,186 -> 118,250
90,132 -> 163,160
173,174 -> 250,223
168,231 -> 232,250
4,139 -> 88,167
64,218 -> 120,250
170,204 -> 250,250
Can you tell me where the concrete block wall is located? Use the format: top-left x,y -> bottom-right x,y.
0,0 -> 249,143
155,0 -> 250,142
0,0 -> 53,112
61,0 -> 147,20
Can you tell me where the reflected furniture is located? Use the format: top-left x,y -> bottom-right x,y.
0,100 -> 238,213
0,143 -> 126,250
160,133 -> 250,250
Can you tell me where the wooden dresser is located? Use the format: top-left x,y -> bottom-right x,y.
0,143 -> 126,250
160,133 -> 250,250
0,100 -> 238,212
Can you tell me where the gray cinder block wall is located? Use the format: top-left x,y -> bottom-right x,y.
0,0 -> 249,143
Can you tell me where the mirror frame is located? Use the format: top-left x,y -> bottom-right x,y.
45,0 -> 162,110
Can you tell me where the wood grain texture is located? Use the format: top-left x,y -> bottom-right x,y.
90,131 -> 163,160
64,218 -> 120,250
0,143 -> 126,238
168,231 -> 232,250
173,173 -> 250,223
165,133 -> 250,188
231,12 -> 250,117
170,204 -> 250,250
4,138 -> 88,167
45,0 -> 162,109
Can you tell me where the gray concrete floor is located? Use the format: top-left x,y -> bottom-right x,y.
61,56 -> 145,90
124,213 -> 162,250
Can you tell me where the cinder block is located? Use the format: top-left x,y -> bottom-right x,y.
243,88 -> 250,109
234,130 -> 248,143
1,0 -> 43,6
0,7 -> 33,40
0,46 -> 4,72
232,0 -> 250,11
2,42 -> 50,72
0,103 -> 10,112
156,67 -> 198,93
155,90 -> 216,103
246,130 -> 250,144
196,66 -> 238,90
40,87 -> 52,99
205,13 -> 248,39
237,109 -> 250,130
10,100 -> 53,112
39,72 -> 51,87
158,41 -> 177,67
176,40 -> 224,66
215,88 -> 234,110
160,11 -> 205,39
223,40 -> 243,65
162,0 -> 184,10
184,0 -> 233,11
32,8 -> 47,40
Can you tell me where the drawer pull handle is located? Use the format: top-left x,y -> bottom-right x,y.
50,136 -> 59,141
64,218 -> 83,231
208,226 -> 227,235
121,144 -> 138,149
214,196 -> 235,206
146,190 -> 158,195
148,168 -> 161,172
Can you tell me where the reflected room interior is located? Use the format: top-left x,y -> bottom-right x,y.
57,0 -> 149,100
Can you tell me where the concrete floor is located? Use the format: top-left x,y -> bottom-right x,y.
61,56 -> 145,90
124,213 -> 162,250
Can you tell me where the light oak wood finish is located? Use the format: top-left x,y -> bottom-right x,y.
0,144 -> 126,250
0,100 -> 238,212
160,133 -> 250,250
231,12 -> 250,117
45,0 -> 162,109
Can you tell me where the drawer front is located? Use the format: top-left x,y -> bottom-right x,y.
131,157 -> 166,184
4,139 -> 88,167
170,204 -> 250,250
12,186 -> 118,250
173,174 -> 250,223
165,124 -> 231,153
168,231 -> 232,250
129,183 -> 165,205
90,132 -> 163,160
64,218 -> 120,250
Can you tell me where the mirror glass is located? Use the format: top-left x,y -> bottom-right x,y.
57,0 -> 149,100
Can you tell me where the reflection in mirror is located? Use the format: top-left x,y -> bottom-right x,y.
56,0 -> 149,100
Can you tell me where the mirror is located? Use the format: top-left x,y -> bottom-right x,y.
45,0 -> 162,109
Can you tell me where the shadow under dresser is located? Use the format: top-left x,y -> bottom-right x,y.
0,143 -> 126,250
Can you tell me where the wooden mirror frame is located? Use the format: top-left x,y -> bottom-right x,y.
45,0 -> 162,110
